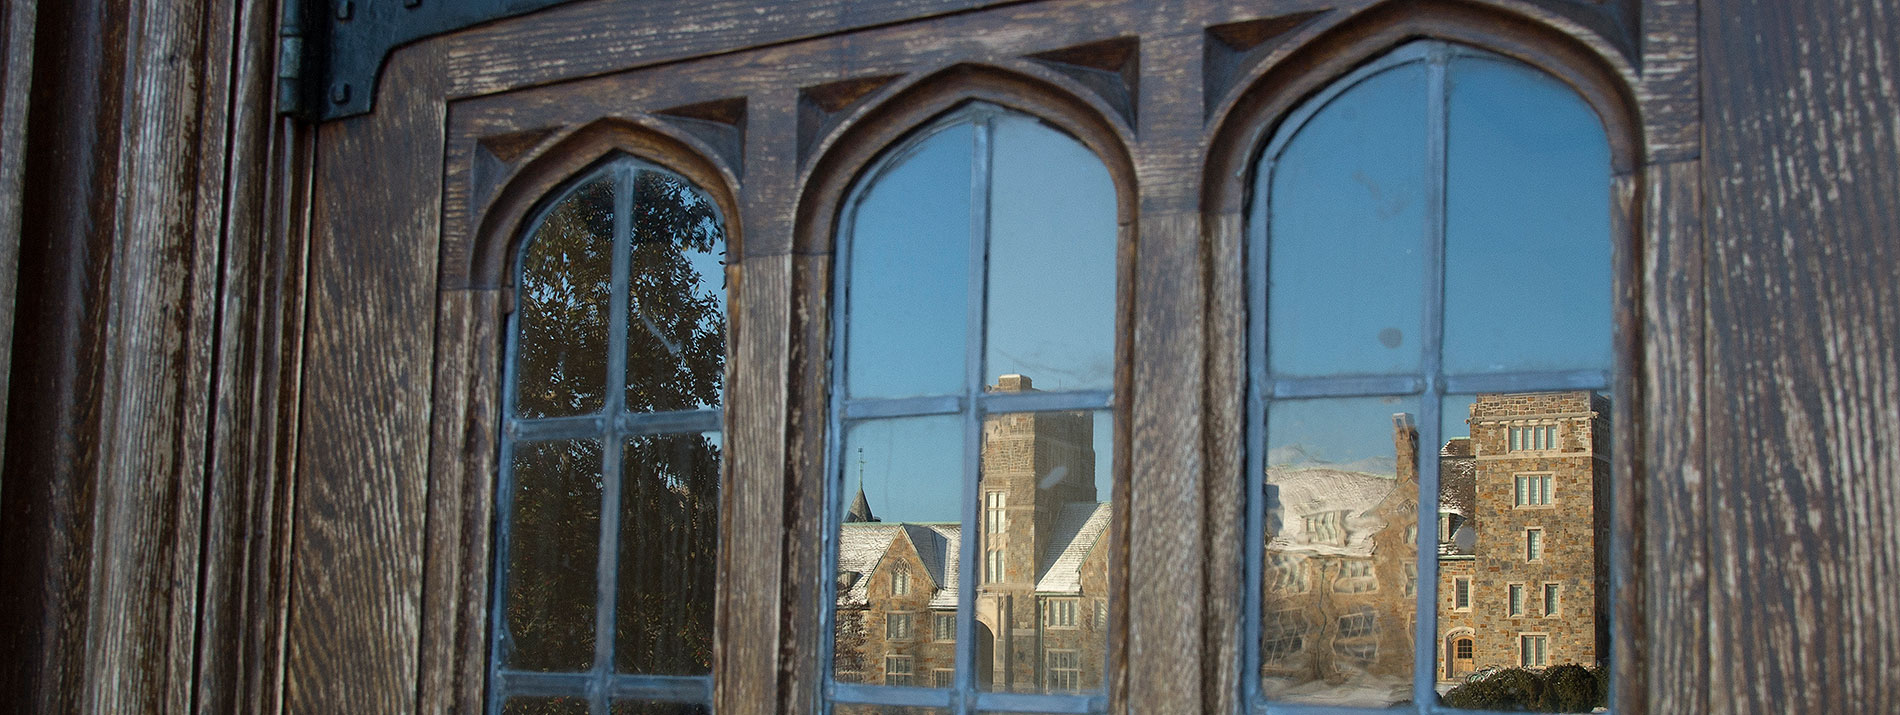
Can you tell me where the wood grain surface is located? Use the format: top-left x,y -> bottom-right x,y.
1702,0 -> 1900,711
284,41 -> 449,714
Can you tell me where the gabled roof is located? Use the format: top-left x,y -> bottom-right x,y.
836,522 -> 961,609
1035,502 -> 1111,595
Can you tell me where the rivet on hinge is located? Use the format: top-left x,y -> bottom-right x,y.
335,0 -> 353,20
330,82 -> 352,105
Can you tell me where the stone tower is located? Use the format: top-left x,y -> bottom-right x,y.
976,374 -> 1096,690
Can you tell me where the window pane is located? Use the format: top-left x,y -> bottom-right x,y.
1267,62 -> 1430,377
504,439 -> 603,672
1262,397 -> 1419,706
626,170 -> 727,412
503,697 -> 591,715
984,115 -> 1116,391
610,703 -> 711,715
979,409 -> 1112,694
1439,391 -> 1608,709
845,123 -> 974,399
834,415 -> 962,686
1442,57 -> 1612,375
834,707 -> 949,715
615,432 -> 721,674
516,175 -> 616,418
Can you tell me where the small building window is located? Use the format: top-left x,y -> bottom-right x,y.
1519,634 -> 1549,667
933,669 -> 955,688
886,613 -> 913,640
1337,607 -> 1377,638
1508,584 -> 1526,616
1045,650 -> 1081,692
985,491 -> 1006,534
884,655 -> 913,686
1509,424 -> 1558,452
985,549 -> 1004,584
891,568 -> 909,596
1526,529 -> 1546,561
1454,577 -> 1472,610
933,612 -> 955,642
1515,473 -> 1552,506
1046,598 -> 1078,628
1544,583 -> 1562,617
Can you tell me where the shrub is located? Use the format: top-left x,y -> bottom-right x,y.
1441,664 -> 1605,712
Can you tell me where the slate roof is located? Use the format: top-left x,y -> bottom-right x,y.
1035,502 -> 1111,595
836,522 -> 962,609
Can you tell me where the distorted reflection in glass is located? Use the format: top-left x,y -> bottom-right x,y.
1267,62 -> 1429,378
845,123 -> 973,400
978,400 -> 1113,694
626,170 -> 728,412
833,706 -> 950,715
504,439 -> 604,672
617,432 -> 721,674
1443,58 -> 1612,375
516,175 -> 616,418
1437,391 -> 1610,712
834,415 -> 964,686
985,116 -> 1117,391
503,696 -> 591,715
1262,397 -> 1419,707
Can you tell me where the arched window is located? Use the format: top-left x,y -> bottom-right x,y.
825,102 -> 1120,713
490,157 -> 728,715
1246,41 -> 1614,709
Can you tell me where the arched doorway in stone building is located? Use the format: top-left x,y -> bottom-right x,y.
1445,630 -> 1476,680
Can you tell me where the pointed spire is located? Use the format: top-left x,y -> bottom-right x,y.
846,448 -> 878,523
846,486 -> 879,523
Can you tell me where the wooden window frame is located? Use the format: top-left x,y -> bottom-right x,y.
285,2 -> 1671,715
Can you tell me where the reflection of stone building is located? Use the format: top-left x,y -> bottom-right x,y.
835,375 -> 1110,692
1260,392 -> 1608,694
1437,392 -> 1609,681
1260,414 -> 1421,700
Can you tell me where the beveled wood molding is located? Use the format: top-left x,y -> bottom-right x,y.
461,116 -> 745,291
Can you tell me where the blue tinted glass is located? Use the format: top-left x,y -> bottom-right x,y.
516,175 -> 616,417
1268,62 -> 1430,377
1443,58 -> 1612,374
985,116 -> 1116,391
846,124 -> 974,399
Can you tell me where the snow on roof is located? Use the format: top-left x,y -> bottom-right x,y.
1035,502 -> 1111,595
1265,466 -> 1397,557
836,522 -> 961,608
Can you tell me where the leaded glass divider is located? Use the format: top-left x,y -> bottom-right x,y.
1244,41 -> 1615,714
823,103 -> 1118,715
491,157 -> 728,715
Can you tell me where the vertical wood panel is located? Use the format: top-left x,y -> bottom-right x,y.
718,87 -> 799,715
286,42 -> 448,714
418,288 -> 504,715
1126,27 -> 1206,715
1702,0 -> 1900,710
1636,159 -> 1705,715
0,0 -> 36,504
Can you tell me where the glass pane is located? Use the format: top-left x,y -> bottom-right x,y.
984,116 -> 1116,391
1262,397 -> 1419,707
1442,58 -> 1613,374
616,432 -> 722,674
626,170 -> 728,412
517,175 -> 617,417
846,124 -> 974,399
610,702 -> 711,715
979,408 -> 1112,694
1267,62 -> 1430,377
1438,391 -> 1609,712
504,439 -> 603,672
502,697 -> 591,715
834,707 -> 950,715
834,415 -> 964,686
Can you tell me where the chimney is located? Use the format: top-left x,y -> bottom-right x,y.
992,374 -> 1034,392
1392,413 -> 1418,483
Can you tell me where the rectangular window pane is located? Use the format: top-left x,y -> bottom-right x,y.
834,416 -> 961,686
610,703 -> 712,715
624,169 -> 728,412
1262,397 -> 1418,706
616,432 -> 720,675
979,408 -> 1113,694
1441,392 -> 1608,709
504,439 -> 602,672
515,177 -> 615,419
504,697 -> 590,715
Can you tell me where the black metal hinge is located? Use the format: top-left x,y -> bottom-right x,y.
279,0 -> 584,122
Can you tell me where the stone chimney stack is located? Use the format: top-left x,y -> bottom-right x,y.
1392,412 -> 1418,484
